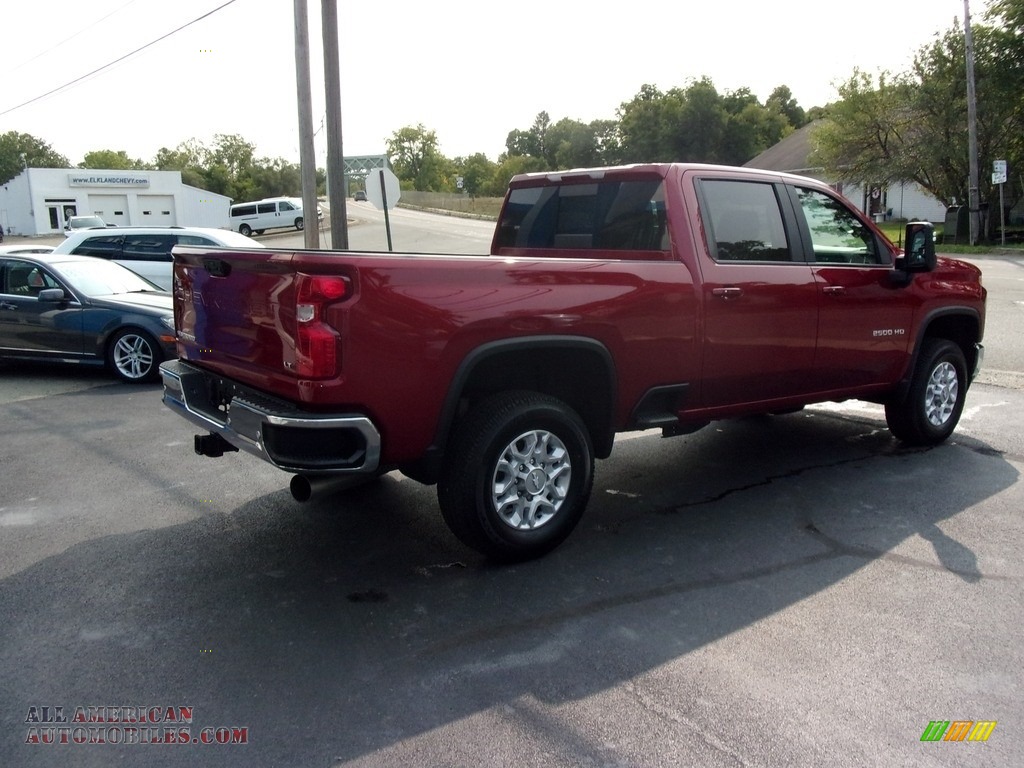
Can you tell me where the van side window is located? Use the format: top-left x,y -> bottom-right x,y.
257,203 -> 276,214
796,187 -> 884,265
701,180 -> 791,262
231,205 -> 257,217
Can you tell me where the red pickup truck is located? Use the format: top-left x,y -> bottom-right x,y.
160,163 -> 986,561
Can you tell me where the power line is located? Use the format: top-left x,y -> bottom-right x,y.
9,0 -> 143,75
0,0 -> 239,119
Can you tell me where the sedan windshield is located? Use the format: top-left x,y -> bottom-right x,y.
55,260 -> 162,296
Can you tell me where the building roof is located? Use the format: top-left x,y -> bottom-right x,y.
744,121 -> 824,174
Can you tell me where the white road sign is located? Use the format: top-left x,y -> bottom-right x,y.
366,168 -> 401,211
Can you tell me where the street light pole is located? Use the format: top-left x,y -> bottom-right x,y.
964,0 -> 981,245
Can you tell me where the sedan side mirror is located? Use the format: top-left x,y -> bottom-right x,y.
37,288 -> 66,302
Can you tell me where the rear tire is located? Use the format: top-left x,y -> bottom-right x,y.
885,339 -> 967,445
438,391 -> 594,561
239,224 -> 252,237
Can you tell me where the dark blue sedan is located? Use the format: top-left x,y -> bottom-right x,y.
0,253 -> 176,383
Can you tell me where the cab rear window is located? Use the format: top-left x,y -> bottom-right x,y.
495,179 -> 669,254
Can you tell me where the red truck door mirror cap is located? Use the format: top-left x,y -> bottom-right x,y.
898,221 -> 937,273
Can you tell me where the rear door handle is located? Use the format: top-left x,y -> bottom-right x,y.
822,285 -> 845,296
712,287 -> 743,300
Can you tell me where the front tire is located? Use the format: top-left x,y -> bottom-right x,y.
438,391 -> 594,561
108,329 -> 161,383
885,339 -> 967,445
295,217 -> 304,231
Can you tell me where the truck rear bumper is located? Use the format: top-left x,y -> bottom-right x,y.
159,360 -> 381,475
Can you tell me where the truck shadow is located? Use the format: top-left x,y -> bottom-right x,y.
0,407 -> 1016,767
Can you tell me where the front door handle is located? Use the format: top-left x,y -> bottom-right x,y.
822,285 -> 845,296
0,301 -> 17,311
712,287 -> 743,300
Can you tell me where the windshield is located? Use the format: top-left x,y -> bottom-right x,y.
56,260 -> 161,296
69,216 -> 106,229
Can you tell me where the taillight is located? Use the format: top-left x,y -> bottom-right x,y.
293,273 -> 350,378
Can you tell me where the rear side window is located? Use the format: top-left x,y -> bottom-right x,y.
121,234 -> 176,262
177,235 -> 218,247
700,180 -> 792,262
257,203 -> 276,214
495,179 -> 669,253
70,235 -> 122,259
231,205 -> 256,217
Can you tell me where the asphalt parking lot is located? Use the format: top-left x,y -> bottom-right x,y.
0,359 -> 1021,767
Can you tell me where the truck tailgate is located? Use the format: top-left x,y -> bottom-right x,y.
171,245 -> 358,403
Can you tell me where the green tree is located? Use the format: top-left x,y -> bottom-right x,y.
0,131 -> 70,184
672,78 -> 729,162
766,85 -> 808,129
617,84 -> 682,162
154,139 -> 208,188
546,117 -> 600,170
387,124 -> 450,191
483,155 -> 547,196
590,119 -> 622,165
454,153 -> 497,195
79,149 -> 151,170
812,14 -> 1024,238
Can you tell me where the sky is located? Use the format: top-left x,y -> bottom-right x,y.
1,0 -> 991,167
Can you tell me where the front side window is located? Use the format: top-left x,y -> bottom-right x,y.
2,260 -> 61,295
796,187 -> 884,264
279,200 -> 296,211
701,179 -> 791,262
495,179 -> 669,253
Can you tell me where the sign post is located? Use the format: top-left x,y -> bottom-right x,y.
993,160 -> 1007,246
366,167 -> 401,252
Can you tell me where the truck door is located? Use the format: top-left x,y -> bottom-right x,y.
694,178 -> 819,408
787,185 -> 914,390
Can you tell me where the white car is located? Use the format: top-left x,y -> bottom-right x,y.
64,215 -> 108,237
51,227 -> 263,290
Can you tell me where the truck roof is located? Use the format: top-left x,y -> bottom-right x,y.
508,162 -> 817,187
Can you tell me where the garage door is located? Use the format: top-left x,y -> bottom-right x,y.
138,195 -> 176,226
88,194 -> 129,226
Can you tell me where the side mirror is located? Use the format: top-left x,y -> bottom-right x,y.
37,288 -> 66,303
896,221 -> 937,273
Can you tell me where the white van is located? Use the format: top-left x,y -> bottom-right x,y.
229,197 -> 322,236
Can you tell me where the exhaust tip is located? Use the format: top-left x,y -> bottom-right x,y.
290,474 -> 314,502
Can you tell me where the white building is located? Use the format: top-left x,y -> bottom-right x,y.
0,168 -> 233,236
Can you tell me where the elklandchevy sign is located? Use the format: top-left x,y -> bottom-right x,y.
67,174 -> 150,188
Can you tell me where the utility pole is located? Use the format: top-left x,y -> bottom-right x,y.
964,0 -> 981,245
322,0 -> 349,249
293,0 -> 319,248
